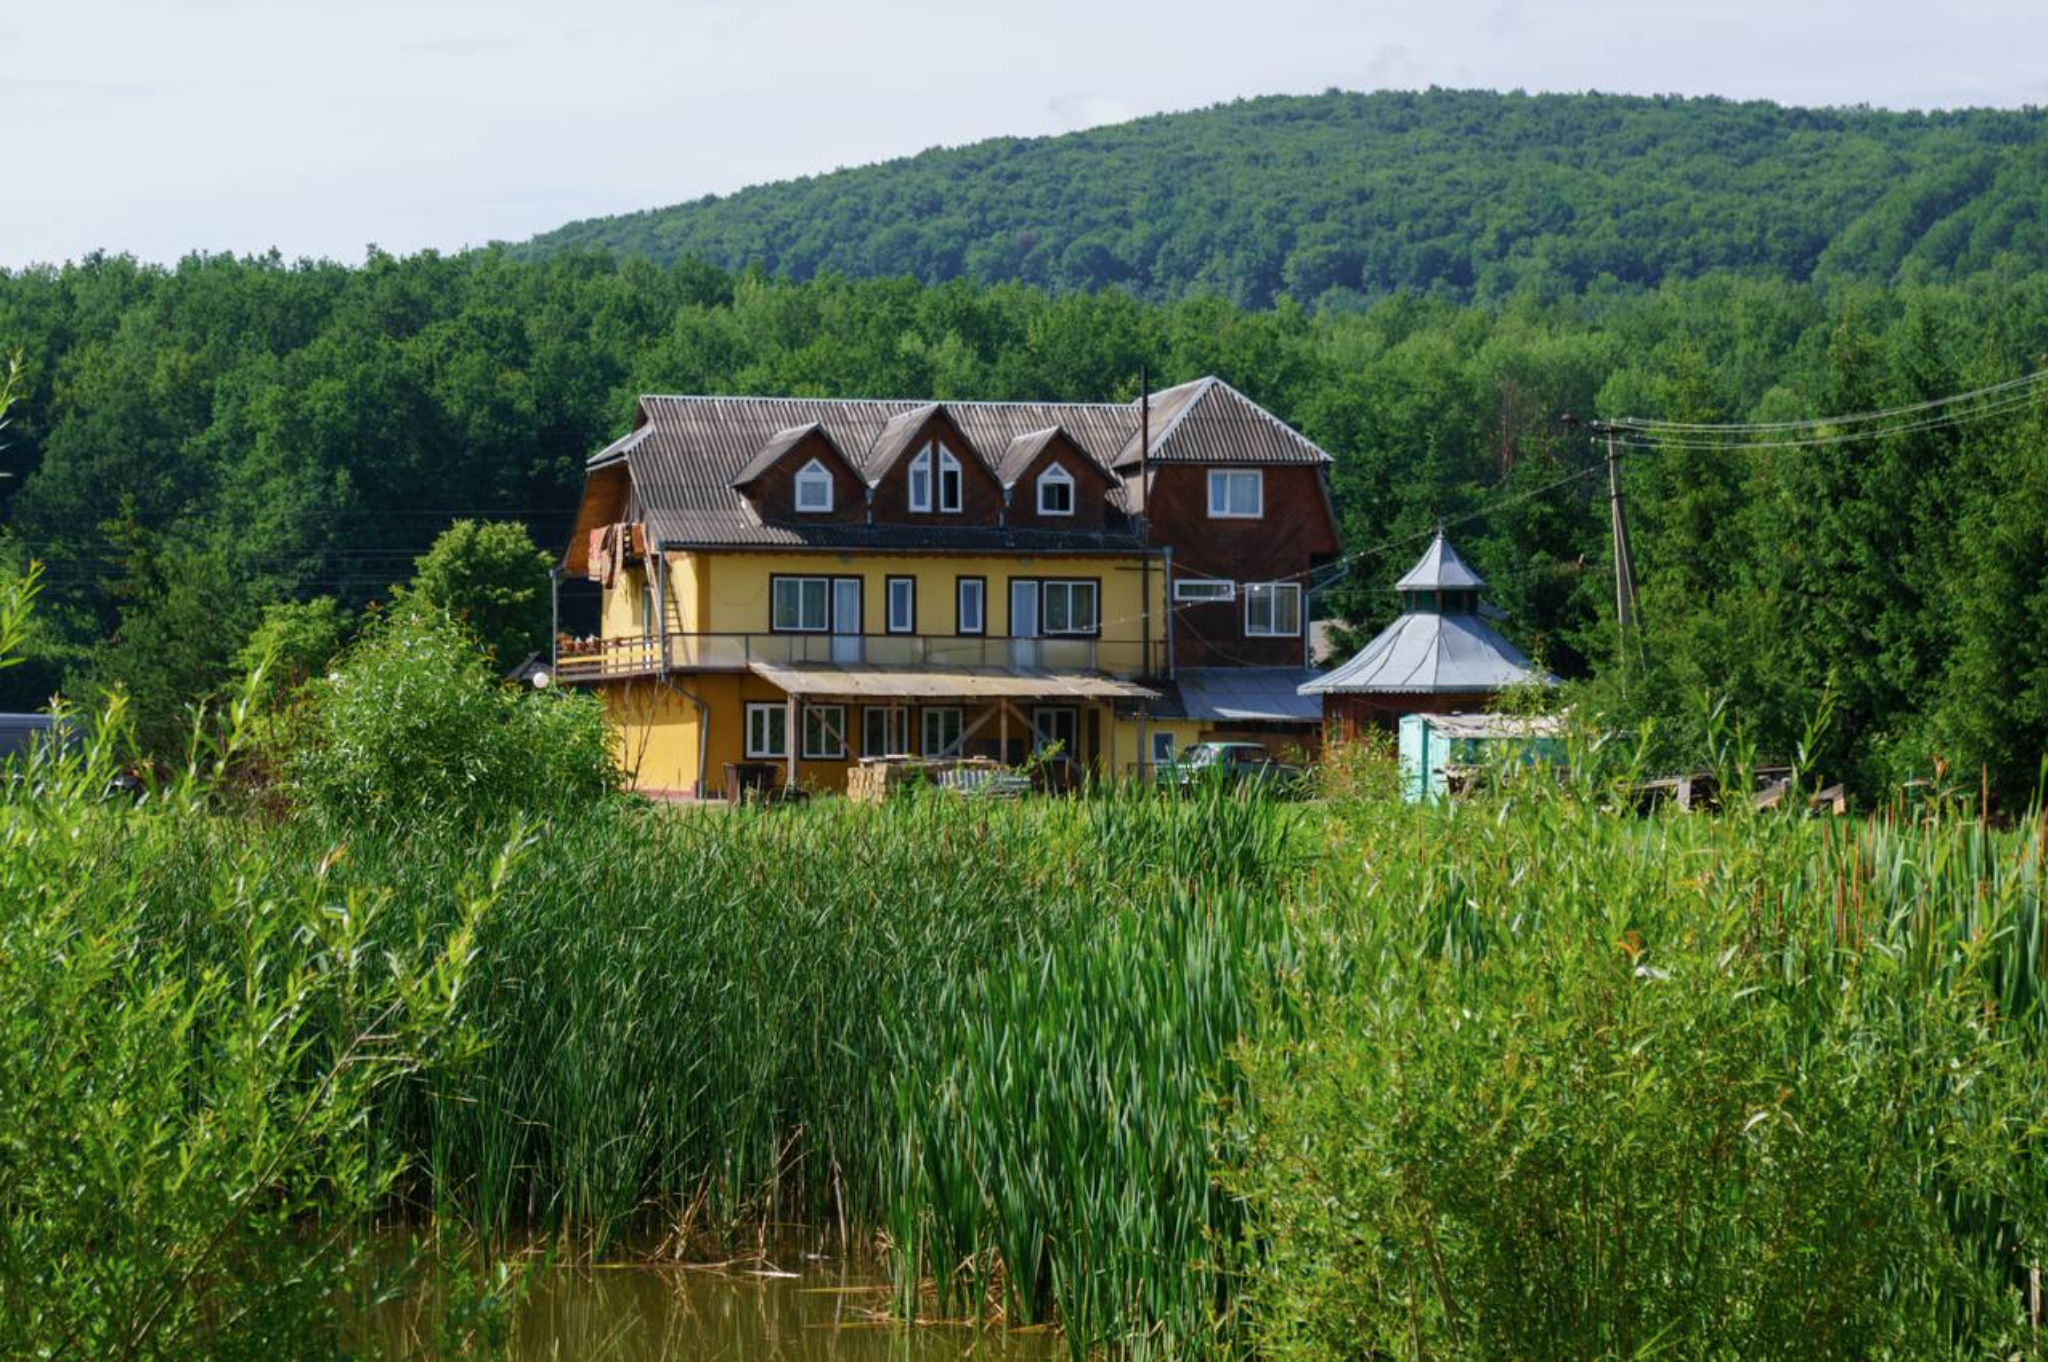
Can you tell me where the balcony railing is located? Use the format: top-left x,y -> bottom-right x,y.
553,631 -> 1167,682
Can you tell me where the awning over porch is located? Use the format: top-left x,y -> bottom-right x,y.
747,660 -> 1159,703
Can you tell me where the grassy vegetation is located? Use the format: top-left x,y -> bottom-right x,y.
8,593 -> 2047,1355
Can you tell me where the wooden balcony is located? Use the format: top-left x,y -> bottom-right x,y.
553,631 -> 1167,683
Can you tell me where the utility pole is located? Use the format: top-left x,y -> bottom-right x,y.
1561,414 -> 1644,674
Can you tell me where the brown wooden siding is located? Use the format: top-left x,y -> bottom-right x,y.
1149,464 -> 1340,667
737,429 -> 868,525
870,415 -> 1004,525
1005,432 -> 1113,532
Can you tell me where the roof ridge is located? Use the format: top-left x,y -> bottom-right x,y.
638,392 -> 1135,411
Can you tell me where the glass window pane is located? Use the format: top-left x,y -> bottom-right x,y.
1044,583 -> 1070,633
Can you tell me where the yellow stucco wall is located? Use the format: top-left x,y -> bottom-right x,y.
593,548 -> 1188,795
674,551 -> 1159,665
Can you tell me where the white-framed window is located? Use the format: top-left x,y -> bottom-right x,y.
1208,468 -> 1263,519
886,576 -> 916,634
909,445 -> 934,512
1036,463 -> 1075,515
938,447 -> 963,513
1244,582 -> 1302,637
1041,579 -> 1099,635
770,576 -> 830,632
802,704 -> 847,759
956,577 -> 985,635
863,707 -> 909,757
922,706 -> 963,757
745,703 -> 788,759
1173,578 -> 1234,603
794,458 -> 834,513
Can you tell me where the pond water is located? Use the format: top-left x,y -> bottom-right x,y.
382,1245 -> 1063,1360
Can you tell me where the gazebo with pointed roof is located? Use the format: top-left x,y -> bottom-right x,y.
1301,530 -> 1556,736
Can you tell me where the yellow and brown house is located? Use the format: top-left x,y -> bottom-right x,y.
558,378 -> 1342,796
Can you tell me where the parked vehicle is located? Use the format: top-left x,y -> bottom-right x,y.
1161,742 -> 1304,793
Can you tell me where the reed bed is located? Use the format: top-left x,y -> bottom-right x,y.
40,758 -> 2048,1357
1233,786 -> 2048,1357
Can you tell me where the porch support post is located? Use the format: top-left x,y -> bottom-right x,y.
785,694 -> 798,790
999,701 -> 1010,767
1108,703 -> 1118,784
548,566 -> 560,676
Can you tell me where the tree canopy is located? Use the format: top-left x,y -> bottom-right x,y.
520,89 -> 2048,308
2,225 -> 2045,801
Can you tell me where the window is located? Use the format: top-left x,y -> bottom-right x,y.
1036,463 -> 1075,516
1040,579 -> 1099,635
886,576 -> 916,634
1208,468 -> 1263,518
802,705 -> 847,759
794,458 -> 833,513
1244,582 -> 1302,637
938,448 -> 963,513
956,577 -> 985,635
745,703 -> 788,759
909,445 -> 933,512
770,576 -> 830,632
863,707 -> 909,757
640,584 -> 656,631
1173,578 -> 1234,603
921,706 -> 963,757
1152,731 -> 1177,765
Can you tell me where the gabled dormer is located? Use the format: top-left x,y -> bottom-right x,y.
729,423 -> 865,523
997,426 -> 1117,531
864,404 -> 1001,523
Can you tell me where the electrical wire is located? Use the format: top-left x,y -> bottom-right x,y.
1611,366 -> 2048,434
1610,385 -> 2045,451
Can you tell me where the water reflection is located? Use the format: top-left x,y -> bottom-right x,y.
390,1246 -> 1061,1360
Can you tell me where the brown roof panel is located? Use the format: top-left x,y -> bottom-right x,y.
595,380 -> 1332,551
729,422 -> 856,488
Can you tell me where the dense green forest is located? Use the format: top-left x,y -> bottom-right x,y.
2,244 -> 2044,799
522,90 -> 2048,307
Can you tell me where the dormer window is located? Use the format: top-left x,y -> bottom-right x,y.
793,458 -> 833,513
909,445 -> 933,512
1037,463 -> 1075,516
910,442 -> 963,513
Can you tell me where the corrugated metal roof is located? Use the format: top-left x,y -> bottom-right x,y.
1157,667 -> 1325,723
729,422 -> 845,487
862,403 -> 943,485
1301,612 -> 1558,695
996,426 -> 1065,486
599,379 -> 1333,551
749,661 -> 1158,701
1412,712 -> 1566,740
1394,532 -> 1488,591
1111,379 -> 1332,469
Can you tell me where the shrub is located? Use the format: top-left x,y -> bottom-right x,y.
291,603 -> 615,825
1229,795 -> 2048,1359
0,567 -> 516,1357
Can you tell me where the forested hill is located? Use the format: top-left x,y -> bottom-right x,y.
520,89 -> 2048,306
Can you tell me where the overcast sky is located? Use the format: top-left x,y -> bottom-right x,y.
3,0 -> 2042,270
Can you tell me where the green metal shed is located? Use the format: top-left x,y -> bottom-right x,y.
1399,711 -> 1566,803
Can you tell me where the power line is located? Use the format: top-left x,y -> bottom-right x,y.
1612,367 -> 2048,437
1611,385 -> 2045,452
